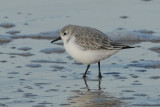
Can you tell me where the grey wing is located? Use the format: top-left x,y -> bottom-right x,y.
75,33 -> 113,50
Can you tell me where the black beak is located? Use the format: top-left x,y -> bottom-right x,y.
51,37 -> 61,43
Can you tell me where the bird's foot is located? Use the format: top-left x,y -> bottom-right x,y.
98,74 -> 102,78
83,75 -> 87,78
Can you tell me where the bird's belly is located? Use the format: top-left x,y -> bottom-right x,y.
64,42 -> 119,64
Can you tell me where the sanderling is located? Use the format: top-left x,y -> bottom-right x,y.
51,25 -> 133,78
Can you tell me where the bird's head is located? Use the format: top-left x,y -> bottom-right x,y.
51,25 -> 75,43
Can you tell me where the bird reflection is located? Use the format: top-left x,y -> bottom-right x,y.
68,77 -> 125,107
83,77 -> 101,91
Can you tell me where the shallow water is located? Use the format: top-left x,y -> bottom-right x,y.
0,39 -> 160,107
1,0 -> 160,107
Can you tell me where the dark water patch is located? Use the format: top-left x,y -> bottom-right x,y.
140,59 -> 145,61
17,12 -> 22,14
131,60 -> 138,63
24,86 -> 33,89
60,76 -> 67,78
34,82 -> 51,86
4,16 -> 8,18
23,93 -> 38,98
0,103 -> 7,107
4,52 -> 34,57
149,76 -> 160,79
16,66 -> 22,68
10,47 -> 16,49
19,79 -> 26,81
111,63 -> 117,65
115,76 -> 127,79
8,72 -> 19,74
50,65 -> 64,70
133,93 -> 147,97
26,63 -> 41,68
0,22 -> 15,28
68,95 -> 80,99
8,76 -> 14,78
6,30 -> 20,35
32,104 -> 46,107
40,48 -> 65,54
149,46 -> 160,54
119,97 -> 135,100
16,89 -> 24,92
10,56 -> 16,58
0,97 -> 10,100
141,0 -> 152,2
134,80 -> 139,82
31,59 -> 67,64
131,83 -> 143,85
0,60 -> 7,63
59,103 -> 71,106
18,47 -> 32,51
120,16 -> 128,19
122,90 -> 135,92
24,72 -> 31,75
72,61 -> 83,65
38,101 -> 53,106
104,72 -> 121,78
129,74 -> 139,78
136,29 -> 155,34
135,69 -> 147,72
45,89 -> 59,92
116,27 -> 126,30
27,13 -> 32,15
129,60 -> 160,68
133,104 -> 160,106
24,23 -> 28,25
104,72 -> 121,75
12,30 -> 60,40
12,100 -> 35,104
66,56 -> 73,60
0,35 -> 12,44
13,100 -> 35,104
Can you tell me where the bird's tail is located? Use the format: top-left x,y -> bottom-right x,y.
111,43 -> 134,49
121,45 -> 134,49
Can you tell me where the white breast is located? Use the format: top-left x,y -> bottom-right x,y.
63,37 -> 119,64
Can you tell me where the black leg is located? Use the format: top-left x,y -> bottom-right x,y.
98,78 -> 102,90
98,62 -> 102,78
83,64 -> 90,77
83,77 -> 90,91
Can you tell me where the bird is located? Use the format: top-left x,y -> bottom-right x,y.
51,25 -> 133,78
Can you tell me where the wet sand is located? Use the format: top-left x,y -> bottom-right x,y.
0,38 -> 160,107
1,0 -> 160,106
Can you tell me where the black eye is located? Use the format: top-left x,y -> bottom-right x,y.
64,32 -> 67,35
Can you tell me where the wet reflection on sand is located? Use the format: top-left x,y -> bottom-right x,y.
68,78 -> 126,107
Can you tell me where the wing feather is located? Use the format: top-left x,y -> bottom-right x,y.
74,26 -> 113,50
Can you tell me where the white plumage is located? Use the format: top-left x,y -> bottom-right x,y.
63,35 -> 119,64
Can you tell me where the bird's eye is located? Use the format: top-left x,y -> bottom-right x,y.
64,32 -> 67,35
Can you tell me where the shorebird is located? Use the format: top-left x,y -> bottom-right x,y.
51,25 -> 133,78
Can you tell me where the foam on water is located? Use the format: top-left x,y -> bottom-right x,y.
1,29 -> 160,44
108,29 -> 160,43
